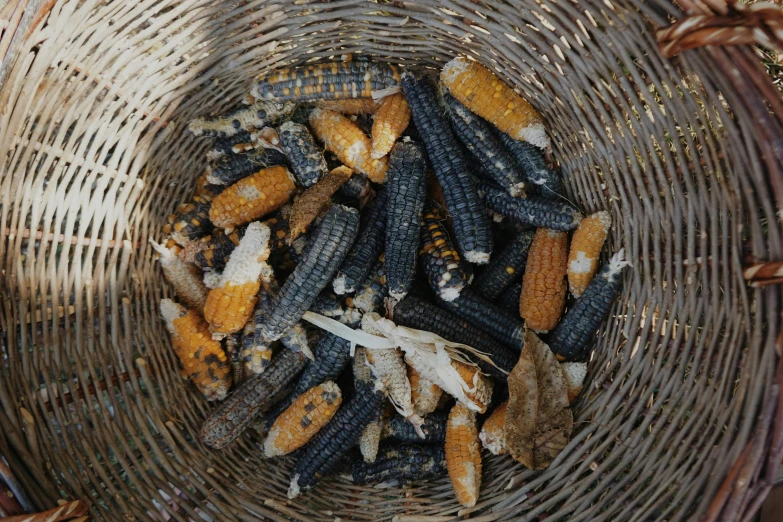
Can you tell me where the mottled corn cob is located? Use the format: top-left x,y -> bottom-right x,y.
200,349 -> 307,448
401,72 -> 492,263
479,182 -> 582,231
420,208 -> 469,302
479,400 -> 508,455
289,166 -> 353,240
188,101 -> 296,137
333,189 -> 388,294
474,229 -> 535,300
209,166 -> 297,229
310,291 -> 362,327
339,173 -> 375,208
549,250 -> 629,361
253,62 -> 401,102
437,288 -> 525,352
309,108 -> 388,183
203,222 -> 271,336
206,148 -> 287,186
359,410 -> 384,463
318,98 -> 378,115
351,254 -> 389,314
258,205 -> 359,342
169,202 -> 213,247
265,205 -> 293,252
385,142 -> 427,299
264,381 -> 343,457
441,56 -> 547,149
207,131 -> 254,163
346,444 -> 447,484
160,300 -> 232,401
409,365 -> 443,417
500,133 -> 563,196
520,228 -> 569,332
442,91 -> 525,197
365,347 -> 421,432
452,361 -> 494,413
386,410 -> 448,443
150,240 -> 208,310
183,228 -> 242,272
371,93 -> 411,159
239,313 -> 272,376
568,211 -> 611,297
193,175 -> 225,202
227,330 -> 244,385
446,402 -> 482,507
278,121 -> 328,188
497,281 -> 523,313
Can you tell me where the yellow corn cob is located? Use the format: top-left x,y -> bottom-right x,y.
209,166 -> 296,228
409,366 -> 443,417
264,381 -> 343,457
309,108 -> 389,183
204,222 -> 271,336
150,240 -> 208,310
160,299 -> 231,401
520,228 -> 568,332
371,93 -> 411,159
289,166 -> 353,240
453,361 -> 493,414
440,56 -> 547,149
478,400 -> 508,455
567,211 -> 611,298
446,402 -> 482,508
317,99 -> 378,115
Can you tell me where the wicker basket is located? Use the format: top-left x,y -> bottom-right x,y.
1,0 -> 782,520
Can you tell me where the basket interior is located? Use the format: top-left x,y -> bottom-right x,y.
0,0 -> 780,520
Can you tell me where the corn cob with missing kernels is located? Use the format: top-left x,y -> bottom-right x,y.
278,121 -> 328,188
192,175 -> 225,202
568,211 -> 611,297
478,182 -> 582,231
473,229 -> 535,300
167,202 -> 213,247
346,444 -> 447,485
351,254 -> 388,314
363,344 -> 422,435
240,314 -> 272,375
520,228 -> 569,332
289,166 -> 353,240
409,366 -> 443,417
160,299 -> 231,401
500,133 -> 563,196
206,148 -> 288,186
150,240 -> 208,310
479,400 -> 508,455
385,410 -> 448,443
209,166 -> 297,229
359,409 -> 384,464
445,402 -> 483,507
180,228 -> 243,272
226,331 -> 244,386
437,288 -> 525,352
419,208 -> 469,302
188,101 -> 295,137
371,93 -> 411,159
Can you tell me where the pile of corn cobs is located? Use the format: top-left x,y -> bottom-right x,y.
154,57 -> 628,507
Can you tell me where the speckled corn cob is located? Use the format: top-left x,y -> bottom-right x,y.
318,98 -> 378,115
549,250 -> 629,361
188,101 -> 295,137
568,211 -> 611,298
497,281 -> 523,312
359,408 -> 384,463
150,240 -> 208,310
160,300 -> 231,401
309,108 -> 388,183
371,93 -> 411,159
278,121 -> 328,188
351,254 -> 388,314
445,402 -> 482,507
206,148 -> 288,186
310,291 -> 363,327
264,381 -> 343,457
289,166 -> 353,240
500,133 -> 562,196
420,208 -> 469,302
209,166 -> 297,228
265,205 -> 293,251
252,62 -> 401,102
193,175 -> 225,202
385,142 -> 427,299
520,228 -> 569,332
479,400 -> 508,455
479,182 -> 581,232
226,330 -> 244,385
346,444 -> 447,485
386,410 -> 448,443
441,56 -> 546,149
437,288 -> 525,352
168,202 -> 213,247
474,229 -> 535,300
207,131 -> 254,163
181,228 -> 242,272
409,366 -> 443,417
241,313 -> 273,374
402,72 -> 492,263
200,349 -> 307,448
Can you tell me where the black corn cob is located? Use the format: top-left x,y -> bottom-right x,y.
338,173 -> 375,208
310,291 -> 362,326
478,182 -> 582,231
442,91 -> 525,197
346,444 -> 447,485
419,208 -> 469,302
392,294 -> 516,378
188,101 -> 295,137
385,411 -> 448,443
258,205 -> 360,342
548,251 -> 629,361
206,148 -> 287,186
207,131 -> 254,163
473,229 -> 535,300
170,202 -> 213,246
333,189 -> 388,294
193,228 -> 243,271
385,142 -> 427,300
351,254 -> 388,314
265,204 -> 293,252
401,73 -> 493,264
278,121 -> 328,188
200,349 -> 307,449
496,281 -> 523,313
193,182 -> 225,204
501,133 -> 563,197
226,332 -> 244,386
256,277 -> 313,360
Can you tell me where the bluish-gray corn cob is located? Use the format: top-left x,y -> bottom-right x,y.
207,131 -> 254,163
419,207 -> 469,302
188,101 -> 296,137
345,444 -> 447,484
256,276 -> 313,360
278,121 -> 328,188
501,133 -> 563,196
338,173 -> 375,208
473,229 -> 535,300
351,254 -> 388,314
496,281 -> 522,313
206,148 -> 288,186
385,411 -> 448,443
478,182 -> 582,231
310,291 -> 362,326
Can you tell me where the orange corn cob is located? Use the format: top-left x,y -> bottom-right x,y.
150,240 -> 208,310
479,400 -> 508,455
446,402 -> 482,508
440,56 -> 547,149
520,228 -> 568,332
453,361 -> 493,414
160,299 -> 231,401
567,211 -> 611,297
289,166 -> 353,240
309,108 -> 388,183
317,99 -> 378,115
371,93 -> 411,159
209,166 -> 296,228
409,366 -> 443,417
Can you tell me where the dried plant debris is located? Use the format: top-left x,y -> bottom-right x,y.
289,166 -> 353,241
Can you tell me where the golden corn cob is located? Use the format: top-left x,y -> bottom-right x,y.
520,228 -> 569,332
264,381 -> 343,457
289,166 -> 353,240
318,99 -> 378,115
160,299 -> 231,401
150,240 -> 208,310
209,166 -> 296,228
452,361 -> 493,414
203,222 -> 271,337
478,400 -> 508,455
371,93 -> 411,159
446,402 -> 482,508
567,211 -> 611,297
309,108 -> 389,183
440,56 -> 547,149
409,366 -> 443,417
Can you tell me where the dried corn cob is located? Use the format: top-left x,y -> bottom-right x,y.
549,250 -> 629,361
169,202 -> 213,247
188,101 -> 296,137
445,402 -> 482,507
500,133 -> 563,196
200,349 -> 307,448
479,400 -> 508,455
207,131 -> 255,163
203,222 -> 271,336
258,205 -> 360,342
371,93 -> 411,159
359,410 -> 384,463
562,362 -> 587,403
385,142 -> 427,299
253,62 -> 401,102
209,166 -> 297,228
150,240 -> 208,310
437,288 -> 525,352
474,229 -> 535,300
409,366 -> 443,417
183,228 -> 243,272
289,166 -> 353,240
520,228 -> 569,332
318,98 -> 378,115
260,273 -> 314,361
241,319 -> 273,374
497,281 -> 523,312
226,330 -> 244,385
160,300 -> 231,401
441,56 -> 546,149
386,410 -> 448,443
365,346 -> 422,434
442,91 -> 525,197
479,182 -> 581,231
338,173 -> 374,206
420,208 -> 469,302
568,211 -> 612,297
351,254 -> 388,314
452,361 -> 494,414
278,121 -> 328,188
193,176 -> 225,203
309,108 -> 388,183
310,291 -> 362,327
206,148 -> 287,186
401,72 -> 492,263
346,444 -> 447,485
265,205 -> 293,252
264,381 -> 343,457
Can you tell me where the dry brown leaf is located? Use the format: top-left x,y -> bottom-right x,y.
505,336 -> 537,468
289,166 -> 352,241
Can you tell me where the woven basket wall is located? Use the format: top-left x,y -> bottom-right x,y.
1,0 -> 782,520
